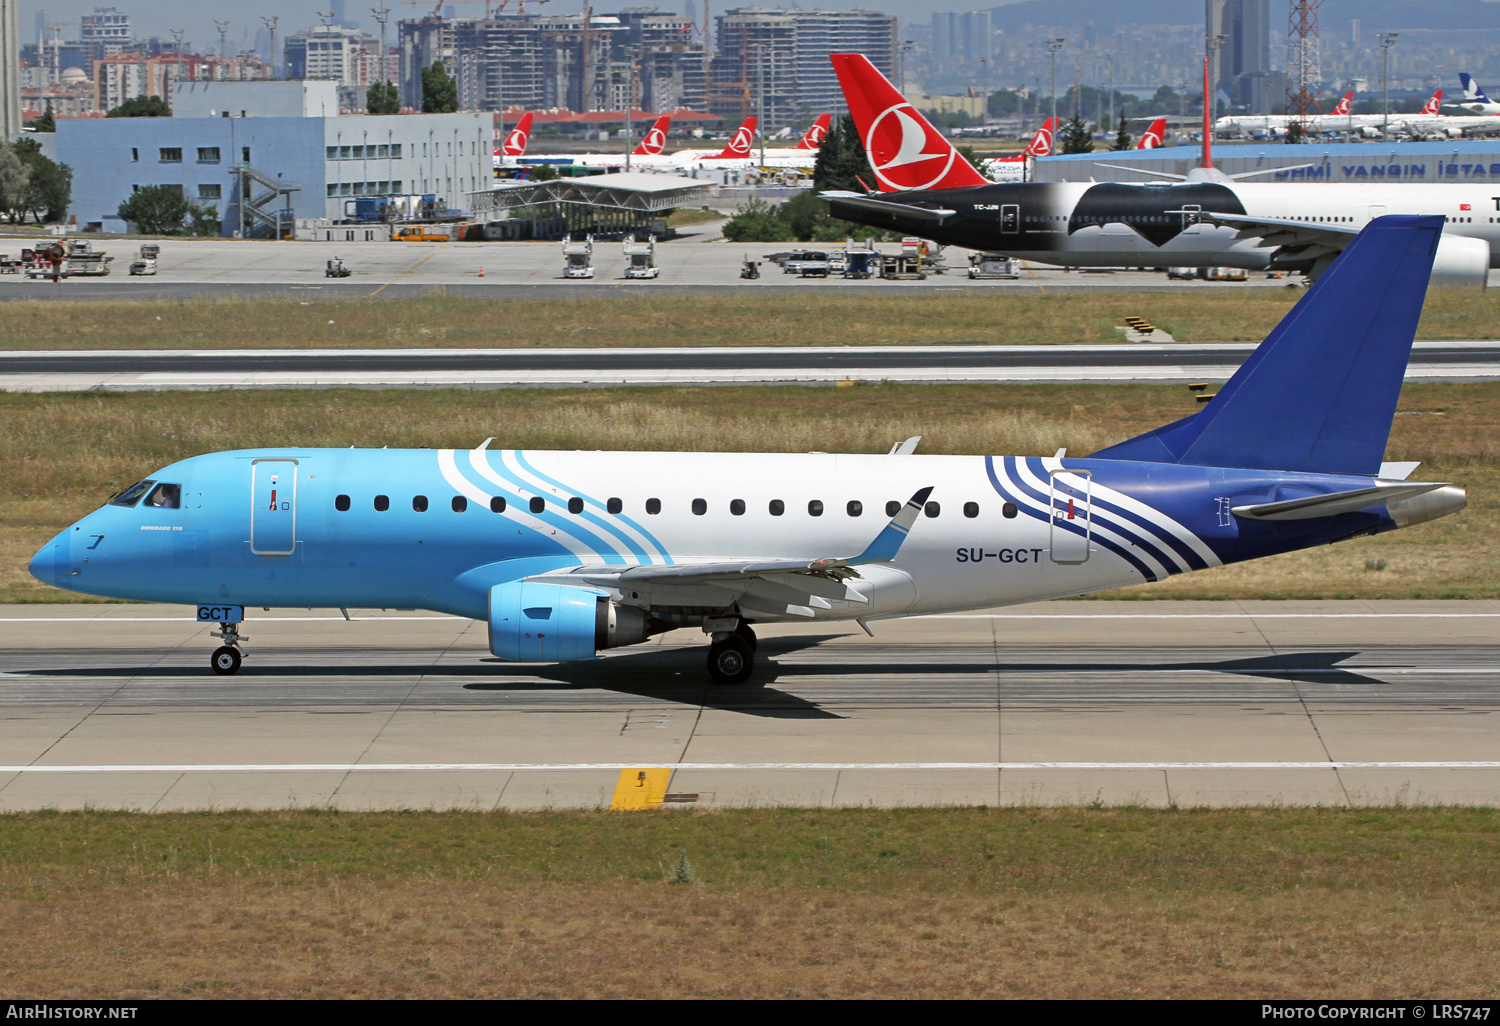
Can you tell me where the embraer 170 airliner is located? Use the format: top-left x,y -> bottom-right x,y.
29,217 -> 1466,685
822,53 -> 1500,286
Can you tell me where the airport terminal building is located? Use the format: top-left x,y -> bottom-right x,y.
1032,141 -> 1500,186
58,81 -> 489,236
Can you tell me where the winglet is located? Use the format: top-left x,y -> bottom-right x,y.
849,486 -> 933,564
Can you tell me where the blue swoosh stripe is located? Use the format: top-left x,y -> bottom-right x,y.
460,453 -> 630,565
1019,457 -> 1194,575
1036,459 -> 1210,572
985,457 -> 1159,583
1007,458 -> 1181,577
512,450 -> 670,563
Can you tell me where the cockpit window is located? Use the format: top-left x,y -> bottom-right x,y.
109,479 -> 155,507
143,483 -> 181,509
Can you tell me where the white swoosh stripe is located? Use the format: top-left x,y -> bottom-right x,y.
457,449 -> 601,561
1039,456 -> 1219,567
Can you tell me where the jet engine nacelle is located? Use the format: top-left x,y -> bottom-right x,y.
1430,234 -> 1490,289
1359,126 -> 1384,139
488,582 -> 653,662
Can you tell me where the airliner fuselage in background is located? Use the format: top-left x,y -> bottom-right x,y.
824,52 -> 1498,285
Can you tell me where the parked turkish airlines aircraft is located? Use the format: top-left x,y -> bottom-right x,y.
1136,117 -> 1167,149
27,216 -> 1467,685
493,112 -> 534,168
795,113 -> 832,149
983,117 -> 1059,180
1219,89 -> 1498,140
631,115 -> 672,156
822,53 -> 1497,286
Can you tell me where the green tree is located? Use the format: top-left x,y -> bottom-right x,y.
185,202 -> 220,236
811,114 -> 875,192
721,198 -> 794,242
421,62 -> 458,113
29,104 -> 55,132
117,184 -> 191,234
0,144 -> 30,224
1285,120 -> 1307,144
106,95 -> 171,118
367,80 -> 399,115
954,144 -> 987,177
10,138 -> 72,222
530,163 -> 560,181
1060,114 -> 1095,154
1111,112 -> 1132,151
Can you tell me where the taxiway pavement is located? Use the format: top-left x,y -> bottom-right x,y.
2,600 -> 1496,811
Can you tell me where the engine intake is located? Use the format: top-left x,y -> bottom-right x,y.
488,581 -> 655,662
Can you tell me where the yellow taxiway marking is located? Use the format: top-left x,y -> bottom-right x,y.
610,767 -> 671,811
368,248 -> 442,297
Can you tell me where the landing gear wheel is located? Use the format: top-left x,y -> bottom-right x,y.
707,636 -> 754,685
211,646 -> 242,676
733,621 -> 758,652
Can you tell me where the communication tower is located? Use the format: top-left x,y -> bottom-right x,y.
1285,0 -> 1322,122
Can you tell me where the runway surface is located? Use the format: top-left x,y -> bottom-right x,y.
5,341 -> 1500,390
1,600 -> 1497,810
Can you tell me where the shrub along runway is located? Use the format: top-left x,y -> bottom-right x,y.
2,601 -> 1497,812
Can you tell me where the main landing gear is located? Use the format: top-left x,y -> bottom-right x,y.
210,621 -> 247,676
706,621 -> 758,685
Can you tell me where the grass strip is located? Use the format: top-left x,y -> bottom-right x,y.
3,287 -> 1499,348
0,807 -> 1496,998
4,382 -> 1495,602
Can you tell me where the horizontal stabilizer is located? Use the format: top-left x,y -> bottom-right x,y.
821,191 -> 956,221
1232,481 -> 1447,521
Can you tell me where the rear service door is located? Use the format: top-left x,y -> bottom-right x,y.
1048,468 -> 1091,564
251,458 -> 298,556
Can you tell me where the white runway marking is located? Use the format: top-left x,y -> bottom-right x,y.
4,612 -> 1500,623
4,762 -> 1499,773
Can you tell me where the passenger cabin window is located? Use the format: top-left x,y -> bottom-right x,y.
529,496 -> 545,514
646,498 -> 661,514
413,495 -> 428,512
692,498 -> 707,515
335,494 -> 351,511
847,500 -> 862,517
924,501 -> 941,518
730,499 -> 745,516
144,483 -> 181,509
1002,502 -> 1018,519
568,497 -> 584,514
769,499 -> 784,516
885,500 -> 901,516
451,496 -> 467,513
964,502 -> 980,519
109,479 -> 156,507
374,495 -> 390,511
808,500 -> 824,517
489,496 -> 506,513
607,497 -> 622,514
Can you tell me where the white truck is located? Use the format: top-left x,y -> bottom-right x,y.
562,235 -> 595,279
622,235 -> 659,279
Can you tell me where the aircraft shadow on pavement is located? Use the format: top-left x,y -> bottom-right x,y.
465,635 -> 847,719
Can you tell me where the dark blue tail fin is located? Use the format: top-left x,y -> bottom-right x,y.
1092,214 -> 1443,475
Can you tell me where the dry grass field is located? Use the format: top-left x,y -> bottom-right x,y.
1,808 -> 1496,998
3,382 -> 1496,602
2,286 -> 1497,349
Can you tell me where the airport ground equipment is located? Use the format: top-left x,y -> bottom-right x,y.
129,243 -> 160,276
623,234 -> 660,278
394,224 -> 457,242
880,239 -> 927,280
562,234 -> 595,278
27,216 -> 1470,686
0,254 -> 21,274
25,240 -> 112,278
740,255 -> 761,278
783,250 -> 831,277
325,257 -> 351,278
968,253 -> 1020,279
842,238 -> 879,279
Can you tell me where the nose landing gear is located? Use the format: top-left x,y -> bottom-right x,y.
209,622 -> 248,676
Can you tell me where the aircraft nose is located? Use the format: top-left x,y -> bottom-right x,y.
29,537 -> 55,584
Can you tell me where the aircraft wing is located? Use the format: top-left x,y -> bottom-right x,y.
524,487 -> 934,617
820,191 -> 957,222
1185,210 -> 1359,275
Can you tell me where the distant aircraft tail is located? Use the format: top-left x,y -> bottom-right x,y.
1419,89 -> 1443,115
1329,90 -> 1354,116
1024,117 -> 1059,157
1135,117 -> 1166,149
631,115 -> 672,156
829,52 -> 990,192
796,113 -> 832,149
502,112 -> 534,158
1461,72 -> 1490,103
1092,215 -> 1443,475
710,116 -> 758,159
